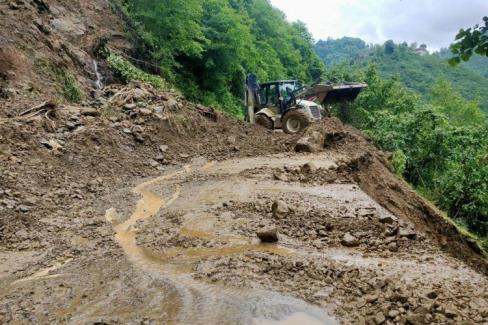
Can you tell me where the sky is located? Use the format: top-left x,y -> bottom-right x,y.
269,0 -> 488,51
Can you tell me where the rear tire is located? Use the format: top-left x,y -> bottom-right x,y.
282,109 -> 310,134
255,114 -> 274,130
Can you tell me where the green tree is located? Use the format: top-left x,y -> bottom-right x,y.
450,17 -> 488,66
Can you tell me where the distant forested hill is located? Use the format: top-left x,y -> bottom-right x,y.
315,38 -> 488,113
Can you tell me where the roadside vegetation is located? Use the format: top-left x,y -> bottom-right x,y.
327,64 -> 488,249
114,0 -> 324,116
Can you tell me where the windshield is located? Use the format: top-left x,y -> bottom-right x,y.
279,82 -> 298,103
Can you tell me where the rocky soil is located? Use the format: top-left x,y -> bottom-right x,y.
0,1 -> 487,324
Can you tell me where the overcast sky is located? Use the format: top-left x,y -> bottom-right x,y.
269,0 -> 488,51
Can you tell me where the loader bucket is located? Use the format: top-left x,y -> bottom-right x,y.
321,83 -> 367,105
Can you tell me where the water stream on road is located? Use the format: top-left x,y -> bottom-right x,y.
105,159 -> 338,324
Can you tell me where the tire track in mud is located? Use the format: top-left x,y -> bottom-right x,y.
104,160 -> 338,325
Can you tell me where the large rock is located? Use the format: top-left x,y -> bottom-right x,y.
398,227 -> 417,239
341,232 -> 360,247
294,131 -> 323,153
272,200 -> 289,217
257,228 -> 279,243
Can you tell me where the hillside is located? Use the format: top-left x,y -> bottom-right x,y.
315,38 -> 488,113
0,1 -> 487,324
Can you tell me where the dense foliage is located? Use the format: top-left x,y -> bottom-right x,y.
315,38 -> 488,114
117,0 -> 324,116
449,16 -> 488,66
330,65 -> 488,247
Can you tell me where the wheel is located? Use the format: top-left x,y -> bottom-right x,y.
255,114 -> 274,130
282,109 -> 310,134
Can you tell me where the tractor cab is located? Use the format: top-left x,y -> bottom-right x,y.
258,80 -> 301,112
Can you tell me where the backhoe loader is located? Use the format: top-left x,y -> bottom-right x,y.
245,74 -> 366,134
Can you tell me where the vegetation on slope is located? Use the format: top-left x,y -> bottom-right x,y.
114,0 -> 324,116
328,64 -> 488,248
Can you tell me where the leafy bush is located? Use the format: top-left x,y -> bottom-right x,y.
107,53 -> 167,89
391,150 -> 407,176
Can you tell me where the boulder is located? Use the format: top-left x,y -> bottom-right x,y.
294,131 -> 323,153
341,233 -> 360,247
257,228 -> 279,243
272,200 -> 289,217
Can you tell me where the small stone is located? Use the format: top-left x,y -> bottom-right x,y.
40,139 -> 62,150
159,145 -> 169,152
257,228 -> 279,243
123,103 -> 137,110
444,309 -> 458,319
155,154 -> 165,161
388,242 -> 399,252
122,128 -> 132,134
273,169 -> 288,182
388,310 -> 400,318
179,153 -> 190,159
300,162 -> 318,173
79,107 -> 99,116
139,108 -> 152,116
406,313 -> 426,324
341,232 -> 360,247
66,121 -> 77,130
373,312 -> 386,324
18,205 -> 30,213
148,159 -> 159,167
426,291 -> 438,299
399,228 -> 417,239
226,135 -> 236,145
379,215 -> 397,224
272,200 -> 289,217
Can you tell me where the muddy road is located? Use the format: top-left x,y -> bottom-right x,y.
1,150 -> 487,324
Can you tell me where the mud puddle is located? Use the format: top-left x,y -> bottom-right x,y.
105,159 -> 338,324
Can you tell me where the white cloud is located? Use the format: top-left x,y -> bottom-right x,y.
269,0 -> 488,50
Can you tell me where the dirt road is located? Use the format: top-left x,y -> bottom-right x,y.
2,149 -> 487,324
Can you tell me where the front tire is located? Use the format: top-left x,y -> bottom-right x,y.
255,114 -> 274,130
282,109 -> 310,134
